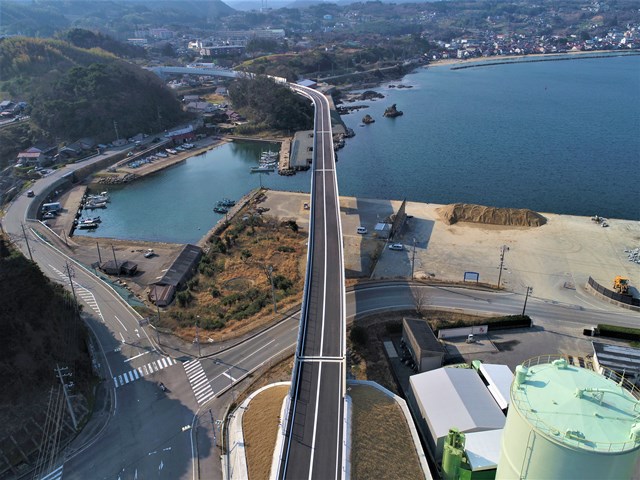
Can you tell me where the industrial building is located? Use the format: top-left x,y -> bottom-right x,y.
402,318 -> 445,372
591,341 -> 640,383
409,367 -> 507,460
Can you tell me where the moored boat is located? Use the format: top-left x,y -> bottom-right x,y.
213,206 -> 229,214
78,222 -> 98,229
251,166 -> 275,173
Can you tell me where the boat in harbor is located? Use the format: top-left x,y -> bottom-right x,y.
80,216 -> 101,224
251,165 -> 275,173
77,222 -> 98,229
261,150 -> 278,161
217,198 -> 236,207
213,206 -> 229,214
85,201 -> 107,209
86,191 -> 110,203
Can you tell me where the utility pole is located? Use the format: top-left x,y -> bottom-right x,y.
522,286 -> 532,316
267,265 -> 277,313
65,263 -> 79,314
111,245 -> 119,276
113,120 -> 120,141
55,365 -> 77,430
96,242 -> 102,263
195,316 -> 201,358
154,289 -> 161,344
21,223 -> 33,261
497,245 -> 509,289
411,237 -> 417,280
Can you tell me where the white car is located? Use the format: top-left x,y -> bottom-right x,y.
388,243 -> 404,251
357,226 -> 367,234
144,249 -> 155,258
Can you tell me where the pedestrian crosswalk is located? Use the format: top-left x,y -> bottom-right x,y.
184,359 -> 215,405
49,264 -> 103,320
38,464 -> 63,480
113,356 -> 178,388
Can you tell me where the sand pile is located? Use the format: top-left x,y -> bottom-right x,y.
437,203 -> 546,227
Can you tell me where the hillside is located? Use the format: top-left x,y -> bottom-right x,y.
0,1 -> 234,38
0,235 -> 93,403
0,36 -> 188,166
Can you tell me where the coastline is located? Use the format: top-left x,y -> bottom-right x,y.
429,50 -> 640,70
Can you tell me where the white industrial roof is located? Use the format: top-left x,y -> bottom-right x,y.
464,429 -> 503,471
410,368 -> 505,440
479,363 -> 514,410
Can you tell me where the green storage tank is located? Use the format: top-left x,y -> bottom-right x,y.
496,356 -> 640,479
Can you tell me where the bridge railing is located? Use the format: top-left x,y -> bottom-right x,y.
279,85 -> 319,475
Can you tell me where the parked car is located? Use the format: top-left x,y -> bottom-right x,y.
357,226 -> 367,234
27,190 -> 35,197
144,249 -> 155,258
388,243 -> 404,251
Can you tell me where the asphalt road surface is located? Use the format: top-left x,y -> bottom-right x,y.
279,85 -> 347,479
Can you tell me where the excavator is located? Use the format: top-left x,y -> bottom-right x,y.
613,276 -> 630,295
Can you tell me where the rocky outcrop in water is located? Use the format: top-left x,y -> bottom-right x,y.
362,114 -> 375,124
383,104 -> 403,118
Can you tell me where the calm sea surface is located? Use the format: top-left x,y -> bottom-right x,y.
77,55 -> 640,244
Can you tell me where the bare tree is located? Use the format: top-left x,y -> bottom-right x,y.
412,286 -> 431,316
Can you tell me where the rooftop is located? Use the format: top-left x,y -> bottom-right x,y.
512,356 -> 640,453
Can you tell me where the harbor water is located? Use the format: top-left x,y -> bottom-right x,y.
76,54 -> 640,244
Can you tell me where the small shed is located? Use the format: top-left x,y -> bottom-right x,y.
374,222 -> 391,239
402,318 -> 444,372
149,284 -> 176,307
99,260 -> 138,276
475,362 -> 514,411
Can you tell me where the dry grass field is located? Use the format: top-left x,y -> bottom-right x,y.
349,384 -> 423,480
161,207 -> 307,341
243,385 -> 289,480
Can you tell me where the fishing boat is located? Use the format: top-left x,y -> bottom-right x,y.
85,201 -> 107,209
77,222 -> 98,229
213,206 -> 229,214
80,216 -> 101,224
251,166 -> 275,173
261,150 -> 278,161
217,198 -> 236,207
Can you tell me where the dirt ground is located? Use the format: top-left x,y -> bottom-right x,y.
261,191 -> 640,308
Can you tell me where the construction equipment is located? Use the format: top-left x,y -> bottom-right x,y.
613,276 -> 630,295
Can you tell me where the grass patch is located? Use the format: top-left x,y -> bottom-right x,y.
243,385 -> 289,480
350,384 -> 423,480
160,201 -> 307,341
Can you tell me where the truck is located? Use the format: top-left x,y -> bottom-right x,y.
41,202 -> 62,213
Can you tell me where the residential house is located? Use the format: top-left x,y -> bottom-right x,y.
16,148 -> 46,167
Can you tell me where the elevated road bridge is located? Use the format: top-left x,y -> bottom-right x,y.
277,84 -> 347,479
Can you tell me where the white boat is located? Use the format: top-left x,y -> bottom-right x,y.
261,150 -> 278,161
85,201 -> 107,209
251,166 -> 275,173
81,216 -> 101,223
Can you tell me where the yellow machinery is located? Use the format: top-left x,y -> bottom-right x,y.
613,276 -> 630,295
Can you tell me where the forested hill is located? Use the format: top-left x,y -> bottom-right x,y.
56,28 -> 147,60
0,36 -> 187,144
0,0 -> 235,38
